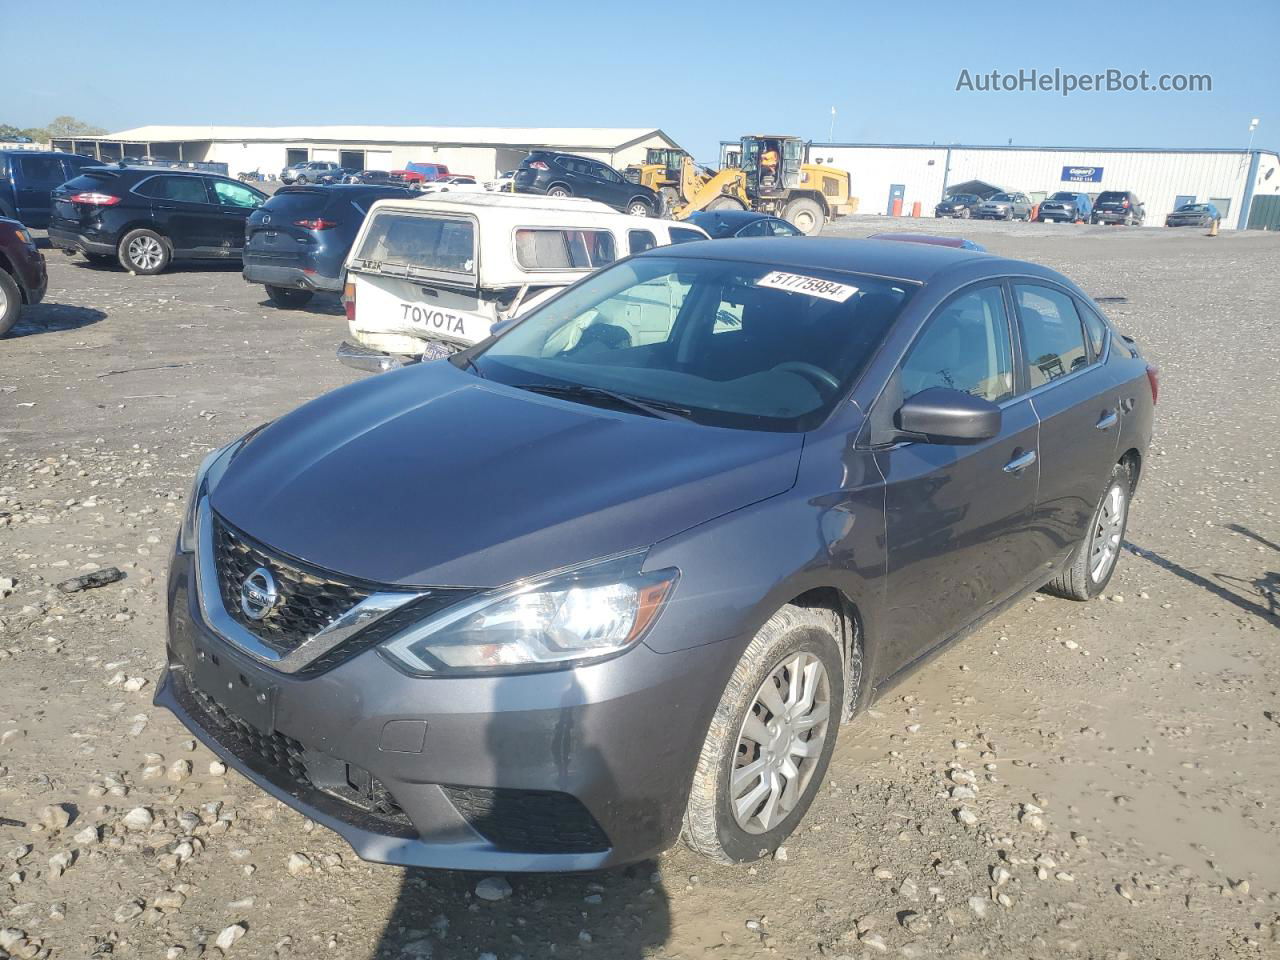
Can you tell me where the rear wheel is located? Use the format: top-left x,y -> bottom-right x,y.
782,197 -> 824,235
118,229 -> 171,275
265,285 -> 314,309
546,184 -> 572,198
1043,461 -> 1132,601
706,195 -> 746,212
627,197 -> 653,217
682,605 -> 844,862
0,269 -> 21,337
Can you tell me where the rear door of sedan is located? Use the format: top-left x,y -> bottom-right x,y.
872,282 -> 1043,675
1011,282 -> 1127,566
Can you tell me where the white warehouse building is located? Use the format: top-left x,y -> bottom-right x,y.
795,143 -> 1280,230
49,125 -> 683,182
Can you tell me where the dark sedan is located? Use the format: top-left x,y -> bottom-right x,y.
1165,202 -> 1220,228
684,209 -> 802,239
934,193 -> 980,218
159,237 -> 1155,871
0,216 -> 47,336
242,184 -> 414,307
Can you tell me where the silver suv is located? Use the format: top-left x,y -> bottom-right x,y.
281,161 -> 342,185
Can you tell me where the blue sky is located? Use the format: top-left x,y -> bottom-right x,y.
7,0 -> 1277,163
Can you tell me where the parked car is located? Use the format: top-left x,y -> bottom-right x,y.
1165,202 -> 1220,228
345,170 -> 397,186
867,232 -> 987,252
0,216 -> 46,337
1037,191 -> 1092,223
281,161 -> 342,185
485,170 -> 515,192
684,210 -> 802,239
1091,191 -> 1145,225
338,193 -> 709,369
390,162 -> 452,187
48,166 -> 267,274
972,192 -> 1033,221
160,236 -> 1155,871
933,193 -> 981,218
418,175 -> 481,194
242,184 -> 415,308
0,150 -> 99,228
514,150 -> 661,217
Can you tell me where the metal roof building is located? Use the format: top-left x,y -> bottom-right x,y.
50,125 -> 683,181
727,141 -> 1280,230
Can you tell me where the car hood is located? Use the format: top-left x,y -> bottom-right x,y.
211,362 -> 804,588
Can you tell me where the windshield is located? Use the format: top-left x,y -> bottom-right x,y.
474,255 -> 915,432
1049,192 -> 1077,201
989,193 -> 1013,202
351,211 -> 476,281
1177,203 -> 1209,212
946,194 -> 978,204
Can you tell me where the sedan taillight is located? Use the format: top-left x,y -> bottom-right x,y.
68,192 -> 120,206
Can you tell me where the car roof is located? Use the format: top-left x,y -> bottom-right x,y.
640,236 -> 1015,284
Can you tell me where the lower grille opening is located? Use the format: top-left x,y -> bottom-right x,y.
441,785 -> 609,854
177,672 -> 416,838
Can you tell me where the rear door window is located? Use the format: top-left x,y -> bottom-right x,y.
668,227 -> 706,244
628,229 -> 657,254
1079,304 -> 1109,361
212,180 -> 264,208
514,229 -> 616,269
135,175 -> 212,204
1014,284 -> 1089,386
16,155 -> 67,186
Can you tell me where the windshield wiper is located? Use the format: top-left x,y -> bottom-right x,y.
512,382 -> 692,420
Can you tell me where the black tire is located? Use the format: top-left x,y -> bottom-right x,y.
782,196 -> 825,235
626,197 -> 653,217
1043,460 -> 1132,601
265,285 -> 314,309
546,184 -> 572,198
959,207 -> 970,219
0,269 -> 21,338
706,195 -> 747,212
117,228 -> 171,275
681,605 -> 845,863
296,175 -> 308,185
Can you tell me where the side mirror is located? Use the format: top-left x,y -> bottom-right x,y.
896,387 -> 1001,443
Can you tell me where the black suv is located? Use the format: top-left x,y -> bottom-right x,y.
48,166 -> 267,274
1091,191 -> 1145,226
514,151 -> 661,216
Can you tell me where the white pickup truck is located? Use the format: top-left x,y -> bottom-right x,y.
338,193 -> 709,371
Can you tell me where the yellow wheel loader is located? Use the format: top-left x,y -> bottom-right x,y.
670,135 -> 857,235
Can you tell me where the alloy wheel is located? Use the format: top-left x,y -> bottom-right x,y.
1089,484 -> 1126,582
730,652 -> 831,834
127,236 -> 164,271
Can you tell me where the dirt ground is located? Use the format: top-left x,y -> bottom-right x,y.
1,218 -> 1278,960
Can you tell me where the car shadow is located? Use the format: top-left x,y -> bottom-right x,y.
369,669 -> 673,959
1126,539 -> 1280,624
66,257 -> 244,275
4,302 -> 106,338
254,294 -> 344,317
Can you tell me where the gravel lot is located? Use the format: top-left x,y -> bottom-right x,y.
2,219 -> 1278,960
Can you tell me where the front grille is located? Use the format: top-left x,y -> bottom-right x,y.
179,673 -> 416,837
212,513 -> 376,656
441,785 -> 609,854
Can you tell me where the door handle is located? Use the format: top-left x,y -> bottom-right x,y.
1003,449 -> 1037,474
1095,410 -> 1119,430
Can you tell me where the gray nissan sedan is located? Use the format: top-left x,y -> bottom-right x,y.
158,237 -> 1156,870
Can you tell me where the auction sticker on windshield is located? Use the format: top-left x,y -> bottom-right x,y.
755,271 -> 859,302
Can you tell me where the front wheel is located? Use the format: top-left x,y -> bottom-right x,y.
295,175 -> 308,185
546,184 -> 572,198
681,606 -> 845,863
118,228 -> 171,275
265,285 -> 314,309
959,207 -> 970,219
0,269 -> 21,337
782,197 -> 825,235
1043,461 -> 1132,600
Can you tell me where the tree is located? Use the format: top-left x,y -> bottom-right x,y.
0,116 -> 107,142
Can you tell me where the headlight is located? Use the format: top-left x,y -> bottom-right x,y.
380,553 -> 679,676
177,424 -> 270,552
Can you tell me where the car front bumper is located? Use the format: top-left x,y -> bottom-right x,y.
972,208 -> 1010,219
1037,207 -> 1078,221
157,546 -> 733,871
